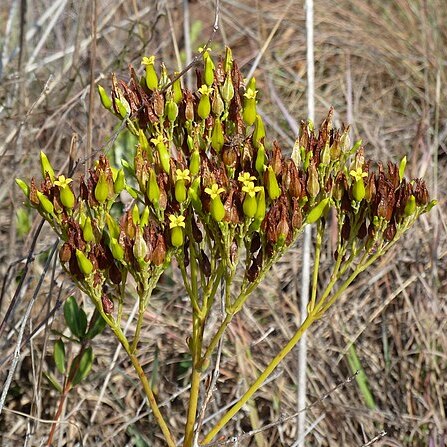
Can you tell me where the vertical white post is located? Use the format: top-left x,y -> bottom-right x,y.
297,0 -> 314,445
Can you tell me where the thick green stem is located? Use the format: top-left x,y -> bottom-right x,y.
202,313 -> 315,444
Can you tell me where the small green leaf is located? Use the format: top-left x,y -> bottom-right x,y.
70,347 -> 94,386
53,339 -> 66,374
85,310 -> 107,340
43,371 -> 63,393
64,296 -> 87,339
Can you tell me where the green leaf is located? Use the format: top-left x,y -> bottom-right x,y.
70,347 -> 94,386
64,296 -> 87,339
85,309 -> 107,340
43,371 -> 63,393
53,339 -> 66,374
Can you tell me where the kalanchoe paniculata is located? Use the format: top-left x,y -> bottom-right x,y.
15,47 -> 436,447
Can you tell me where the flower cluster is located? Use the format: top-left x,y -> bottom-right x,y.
17,47 -> 435,316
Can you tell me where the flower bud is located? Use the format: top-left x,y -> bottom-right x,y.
82,217 -> 95,242
133,229 -> 148,261
110,237 -> 124,261
398,155 -> 407,182
140,206 -> 150,227
189,150 -> 200,176
266,166 -> 281,200
210,196 -> 225,222
172,74 -> 183,103
171,226 -> 184,247
132,204 -> 140,224
113,168 -> 125,194
404,194 -> 416,216
203,52 -> 215,86
255,144 -> 265,175
156,141 -> 170,174
16,178 -> 30,198
212,91 -> 224,116
224,47 -> 233,73
188,178 -> 202,212
252,115 -> 265,148
97,84 -> 112,109
142,56 -> 158,90
198,91 -> 211,119
75,249 -> 94,275
106,213 -> 120,239
60,186 -> 75,209
243,97 -> 256,126
175,180 -> 187,203
307,198 -> 330,224
254,187 -> 266,221
211,118 -> 224,152
37,191 -> 54,215
165,99 -> 178,122
114,97 -> 129,118
306,162 -> 320,197
220,75 -> 234,104
147,168 -> 160,206
95,172 -> 109,203
40,151 -> 55,182
352,178 -> 365,202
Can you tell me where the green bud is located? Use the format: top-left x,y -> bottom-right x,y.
266,166 -> 281,200
114,98 -> 129,118
132,204 -> 140,224
171,226 -> 184,247
95,172 -> 109,203
16,178 -> 30,198
172,74 -> 183,103
139,129 -> 150,153
97,84 -> 112,109
243,98 -> 256,126
147,168 -> 160,205
175,180 -> 187,203
254,187 -> 266,221
37,191 -> 54,215
210,196 -> 225,222
60,186 -> 75,209
224,47 -> 233,73
157,142 -> 170,174
212,91 -> 224,117
140,206 -> 150,227
166,100 -> 178,122
321,142 -> 331,165
253,115 -> 265,148
306,162 -> 320,197
109,237 -> 124,261
40,151 -> 55,181
113,168 -> 125,194
243,194 -> 257,218
211,118 -> 224,152
203,52 -> 215,86
188,178 -> 202,212
352,178 -> 365,202
82,217 -> 95,242
221,75 -> 234,104
307,198 -> 330,224
145,62 -> 158,91
106,213 -> 120,239
198,94 -> 211,119
189,150 -> 200,176
75,249 -> 94,275
133,230 -> 148,261
404,195 -> 416,216
399,155 -> 407,182
255,144 -> 266,175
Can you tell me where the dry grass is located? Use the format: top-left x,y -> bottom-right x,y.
0,0 -> 446,446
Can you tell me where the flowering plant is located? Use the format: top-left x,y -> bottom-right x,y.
17,47 -> 435,446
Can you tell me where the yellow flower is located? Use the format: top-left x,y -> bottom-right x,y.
242,181 -> 262,198
169,214 -> 186,229
176,169 -> 191,182
238,172 -> 256,184
198,85 -> 214,96
243,87 -> 257,100
349,167 -> 368,182
54,175 -> 73,189
151,134 -> 164,146
204,183 -> 225,200
141,56 -> 155,66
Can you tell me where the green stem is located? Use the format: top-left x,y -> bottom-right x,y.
309,222 -> 323,311
202,313 -> 315,445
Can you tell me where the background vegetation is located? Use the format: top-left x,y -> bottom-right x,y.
0,0 -> 445,445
